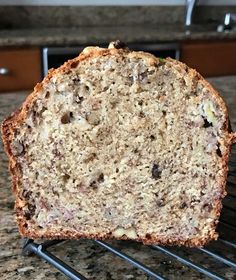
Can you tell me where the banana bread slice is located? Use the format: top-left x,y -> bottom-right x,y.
2,42 -> 236,247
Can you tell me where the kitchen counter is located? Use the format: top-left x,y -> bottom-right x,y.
0,76 -> 236,280
0,26 -> 236,47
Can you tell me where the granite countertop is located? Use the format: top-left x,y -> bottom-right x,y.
0,77 -> 236,280
0,26 -> 236,47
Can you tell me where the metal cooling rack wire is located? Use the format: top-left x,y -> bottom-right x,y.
23,234 -> 236,280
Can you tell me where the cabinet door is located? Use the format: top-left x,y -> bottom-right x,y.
180,41 -> 236,77
0,48 -> 41,93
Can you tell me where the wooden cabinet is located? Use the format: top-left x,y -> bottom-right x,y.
180,40 -> 236,77
0,48 -> 41,93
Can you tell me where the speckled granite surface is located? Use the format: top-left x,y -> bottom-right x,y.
1,5 -> 236,47
0,77 -> 236,279
1,5 -> 236,29
0,26 -> 235,47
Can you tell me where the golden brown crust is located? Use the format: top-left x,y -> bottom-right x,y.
20,227 -> 217,248
2,44 -> 236,247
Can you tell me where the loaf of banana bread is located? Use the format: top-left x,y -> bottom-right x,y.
2,41 -> 236,247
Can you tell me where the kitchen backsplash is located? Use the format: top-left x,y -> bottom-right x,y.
0,5 -> 236,29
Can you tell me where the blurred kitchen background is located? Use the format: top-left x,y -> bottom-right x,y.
0,0 -> 236,93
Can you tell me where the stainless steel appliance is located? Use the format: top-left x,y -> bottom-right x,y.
42,43 -> 180,77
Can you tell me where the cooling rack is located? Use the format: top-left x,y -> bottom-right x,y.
23,145 -> 236,280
